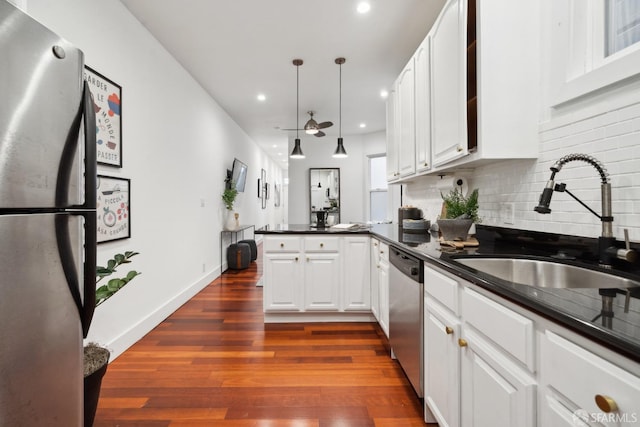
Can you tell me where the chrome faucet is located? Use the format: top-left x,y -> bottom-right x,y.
534,153 -> 636,267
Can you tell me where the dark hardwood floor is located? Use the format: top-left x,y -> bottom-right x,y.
94,245 -> 435,426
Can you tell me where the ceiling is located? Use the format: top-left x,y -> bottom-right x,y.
120,0 -> 445,169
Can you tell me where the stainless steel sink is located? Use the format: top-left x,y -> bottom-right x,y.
452,257 -> 640,289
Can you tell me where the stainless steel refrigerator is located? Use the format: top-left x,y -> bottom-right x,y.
0,2 -> 97,425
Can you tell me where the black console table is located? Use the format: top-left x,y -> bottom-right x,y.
220,225 -> 255,273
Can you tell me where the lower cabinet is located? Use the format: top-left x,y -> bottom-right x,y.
377,242 -> 390,337
342,236 -> 371,311
370,239 -> 381,320
263,252 -> 303,311
304,252 -> 340,310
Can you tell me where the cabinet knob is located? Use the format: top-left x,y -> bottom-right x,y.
320,243 -> 324,248
380,250 -> 384,254
595,395 -> 618,413
306,257 -> 309,262
456,146 -> 463,152
424,162 -> 428,166
295,257 -> 298,261
458,338 -> 468,347
374,243 -> 378,246
280,243 -> 284,248
445,326 -> 454,335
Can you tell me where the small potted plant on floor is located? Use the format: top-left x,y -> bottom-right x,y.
437,188 -> 480,241
84,251 -> 141,427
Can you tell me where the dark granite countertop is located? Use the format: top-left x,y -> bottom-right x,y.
257,223 -> 372,234
258,223 -> 640,362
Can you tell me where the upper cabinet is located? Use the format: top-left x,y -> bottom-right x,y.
386,89 -> 399,182
397,58 -> 417,177
386,0 -> 539,183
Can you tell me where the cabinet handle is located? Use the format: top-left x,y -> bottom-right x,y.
458,338 -> 468,347
280,243 -> 284,248
456,146 -> 463,152
320,243 -> 324,248
595,395 -> 618,413
445,326 -> 454,335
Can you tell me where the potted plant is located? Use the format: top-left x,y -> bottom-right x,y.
222,180 -> 239,230
84,251 -> 141,427
437,188 -> 480,241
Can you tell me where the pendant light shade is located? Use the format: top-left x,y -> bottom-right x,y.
290,59 -> 306,159
333,57 -> 347,158
290,138 -> 304,159
333,137 -> 347,158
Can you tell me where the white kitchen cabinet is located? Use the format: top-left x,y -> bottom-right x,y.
431,0 -> 468,167
263,252 -> 303,312
460,327 -> 536,427
540,331 -> 640,427
370,239 -> 381,321
342,236 -> 371,311
304,252 -> 340,311
397,59 -> 416,177
425,296 -> 461,427
414,35 -> 432,174
386,89 -> 399,182
378,242 -> 390,337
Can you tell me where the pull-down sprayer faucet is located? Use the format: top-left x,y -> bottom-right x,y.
534,153 -> 636,267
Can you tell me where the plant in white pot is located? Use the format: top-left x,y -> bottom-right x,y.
85,251 -> 140,427
437,188 -> 480,241
222,180 -> 239,230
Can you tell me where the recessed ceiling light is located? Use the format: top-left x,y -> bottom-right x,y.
380,90 -> 389,99
357,2 -> 371,14
257,93 -> 266,101
359,123 -> 366,128
272,144 -> 277,148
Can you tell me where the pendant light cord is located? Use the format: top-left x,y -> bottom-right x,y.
296,63 -> 299,139
339,61 -> 342,137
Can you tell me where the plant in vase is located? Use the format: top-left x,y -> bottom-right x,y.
85,251 -> 141,427
222,181 -> 239,230
437,188 -> 480,241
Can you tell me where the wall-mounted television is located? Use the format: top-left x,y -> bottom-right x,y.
228,158 -> 248,192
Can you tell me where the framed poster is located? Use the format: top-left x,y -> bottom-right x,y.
261,169 -> 267,209
84,66 -> 122,167
274,183 -> 280,207
97,175 -> 130,243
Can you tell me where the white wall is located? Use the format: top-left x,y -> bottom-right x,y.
403,2 -> 640,241
288,131 -> 389,224
26,0 -> 284,358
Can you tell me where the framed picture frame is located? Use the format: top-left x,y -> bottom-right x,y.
97,175 -> 130,243
84,66 -> 122,167
261,169 -> 267,209
274,183 -> 280,207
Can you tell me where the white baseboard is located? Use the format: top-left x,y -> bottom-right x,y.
106,267 -> 220,360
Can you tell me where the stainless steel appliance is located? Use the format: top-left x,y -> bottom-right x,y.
389,245 -> 424,397
1,2 -> 97,425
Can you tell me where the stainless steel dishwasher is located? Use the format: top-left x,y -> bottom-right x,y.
389,245 -> 424,398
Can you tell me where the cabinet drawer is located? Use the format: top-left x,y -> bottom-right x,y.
462,288 -> 534,370
264,236 -> 302,252
379,242 -> 389,262
304,236 -> 339,252
542,331 -> 640,421
424,266 -> 459,315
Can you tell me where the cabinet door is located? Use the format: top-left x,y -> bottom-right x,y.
424,298 -> 460,427
397,59 -> 416,177
304,252 -> 340,311
370,239 -> 380,320
378,259 -> 390,337
431,0 -> 468,166
386,89 -> 399,182
415,35 -> 432,173
460,329 -> 536,427
263,253 -> 303,312
342,236 -> 371,311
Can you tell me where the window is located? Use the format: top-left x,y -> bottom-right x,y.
605,0 -> 640,56
368,155 -> 388,223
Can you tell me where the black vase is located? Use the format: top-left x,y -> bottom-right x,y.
84,361 -> 109,427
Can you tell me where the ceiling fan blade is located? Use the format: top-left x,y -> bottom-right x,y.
314,131 -> 326,137
317,121 -> 333,129
280,128 -> 304,131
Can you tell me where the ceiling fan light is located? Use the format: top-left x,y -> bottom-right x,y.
305,128 -> 319,135
333,137 -> 348,158
290,138 -> 305,159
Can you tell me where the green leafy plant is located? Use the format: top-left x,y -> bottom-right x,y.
441,188 -> 480,223
222,183 -> 238,211
95,251 -> 141,307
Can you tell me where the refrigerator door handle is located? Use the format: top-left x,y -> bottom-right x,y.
55,211 -> 96,338
82,81 -> 97,210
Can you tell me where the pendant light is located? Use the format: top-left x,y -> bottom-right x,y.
333,57 -> 348,158
290,59 -> 305,159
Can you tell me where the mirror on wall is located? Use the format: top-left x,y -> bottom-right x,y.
309,168 -> 340,227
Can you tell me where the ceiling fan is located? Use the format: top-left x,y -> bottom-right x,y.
283,111 -> 333,137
